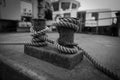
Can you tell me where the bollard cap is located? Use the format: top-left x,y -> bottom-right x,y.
32,19 -> 46,32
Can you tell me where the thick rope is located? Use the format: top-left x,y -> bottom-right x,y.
30,26 -> 48,47
54,17 -> 79,32
76,46 -> 120,80
54,42 -> 78,54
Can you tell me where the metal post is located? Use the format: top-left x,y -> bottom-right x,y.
115,11 -> 120,36
96,19 -> 99,34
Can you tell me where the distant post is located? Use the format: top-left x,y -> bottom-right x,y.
115,11 -> 120,36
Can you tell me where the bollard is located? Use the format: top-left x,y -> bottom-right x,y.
57,18 -> 80,48
31,19 -> 47,47
54,17 -> 80,54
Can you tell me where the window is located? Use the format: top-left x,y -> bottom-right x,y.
61,2 -> 70,11
52,2 -> 59,11
72,3 -> 77,9
92,12 -> 98,20
64,13 -> 71,17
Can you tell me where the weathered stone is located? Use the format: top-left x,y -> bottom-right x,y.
24,44 -> 83,69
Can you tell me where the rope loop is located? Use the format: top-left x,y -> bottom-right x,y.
55,42 -> 79,54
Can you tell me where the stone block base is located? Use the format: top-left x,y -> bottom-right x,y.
24,44 -> 83,69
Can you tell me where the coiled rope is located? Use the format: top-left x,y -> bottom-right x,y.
30,24 -> 48,46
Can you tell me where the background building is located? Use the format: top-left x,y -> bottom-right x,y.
0,0 -> 32,32
0,0 -> 119,36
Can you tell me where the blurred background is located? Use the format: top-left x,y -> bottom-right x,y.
0,0 -> 120,36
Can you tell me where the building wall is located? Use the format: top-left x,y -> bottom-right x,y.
85,9 -> 112,27
32,0 -> 52,19
21,1 -> 32,17
79,0 -> 120,10
0,0 -> 21,20
98,11 -> 112,26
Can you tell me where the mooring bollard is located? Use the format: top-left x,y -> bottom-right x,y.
31,19 -> 47,47
54,17 -> 80,54
57,18 -> 79,48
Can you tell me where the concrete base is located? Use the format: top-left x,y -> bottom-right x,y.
24,44 -> 83,69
